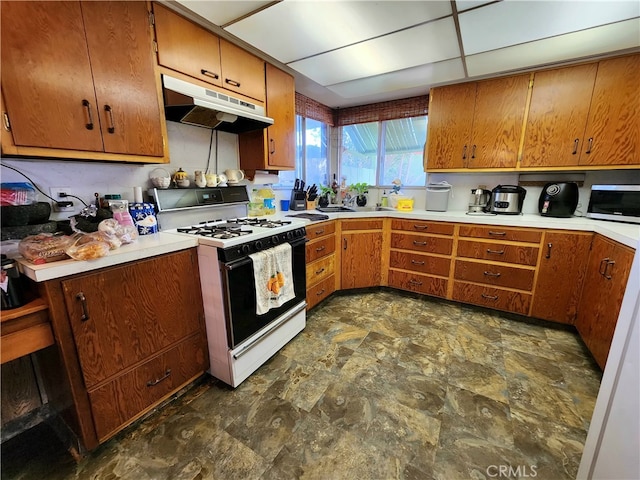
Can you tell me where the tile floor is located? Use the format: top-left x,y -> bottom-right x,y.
1,290 -> 602,480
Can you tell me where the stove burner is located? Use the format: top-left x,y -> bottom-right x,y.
177,224 -> 253,238
225,217 -> 293,228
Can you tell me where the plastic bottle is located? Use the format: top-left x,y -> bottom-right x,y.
381,190 -> 388,207
259,187 -> 276,215
248,189 -> 263,217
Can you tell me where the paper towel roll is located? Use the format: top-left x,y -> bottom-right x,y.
252,172 -> 280,185
133,186 -> 143,203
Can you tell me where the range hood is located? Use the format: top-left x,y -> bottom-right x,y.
162,75 -> 274,133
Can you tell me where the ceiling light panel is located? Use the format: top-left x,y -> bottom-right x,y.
466,19 -> 640,77
327,58 -> 465,98
288,18 -> 460,86
459,0 -> 640,55
225,1 -> 453,64
175,0 -> 273,27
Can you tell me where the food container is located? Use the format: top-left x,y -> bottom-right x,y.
129,203 -> 158,235
396,198 -> 414,211
149,168 -> 171,189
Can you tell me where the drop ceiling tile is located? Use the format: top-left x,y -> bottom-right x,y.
175,1 -> 273,27
327,58 -> 465,98
466,19 -> 640,77
455,1 -> 495,13
459,0 -> 640,55
225,1 -> 453,64
288,18 -> 460,86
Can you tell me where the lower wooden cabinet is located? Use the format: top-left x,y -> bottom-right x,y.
575,234 -> 634,369
452,282 -> 532,315
388,270 -> 448,297
305,221 -> 336,309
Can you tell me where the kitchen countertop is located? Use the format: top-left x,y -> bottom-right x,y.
17,209 -> 638,282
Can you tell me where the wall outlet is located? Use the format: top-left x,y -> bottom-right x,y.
50,187 -> 75,212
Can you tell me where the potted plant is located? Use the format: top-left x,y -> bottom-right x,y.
349,182 -> 369,207
318,185 -> 333,207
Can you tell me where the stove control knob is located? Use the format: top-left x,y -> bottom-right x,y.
255,240 -> 263,250
286,231 -> 294,240
241,244 -> 250,255
271,235 -> 279,245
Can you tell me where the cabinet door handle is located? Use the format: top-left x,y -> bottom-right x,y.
413,225 -> 428,230
315,229 -> 325,235
545,242 -> 552,259
471,144 -> 477,159
315,267 -> 325,275
488,231 -> 506,237
225,78 -> 241,88
411,259 -> 425,265
200,69 -> 219,80
82,99 -> 94,130
481,293 -> 499,300
412,240 -> 428,246
76,292 -> 90,321
572,138 -> 579,155
315,245 -> 326,252
409,279 -> 423,286
343,238 -> 347,250
104,105 -> 115,133
604,260 -> 615,280
269,138 -> 276,155
585,137 -> 593,154
483,271 -> 501,277
147,369 -> 171,387
462,144 -> 467,160
486,249 -> 505,255
316,289 -> 326,296
599,258 -> 610,276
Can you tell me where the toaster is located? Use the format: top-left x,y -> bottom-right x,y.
538,182 -> 579,218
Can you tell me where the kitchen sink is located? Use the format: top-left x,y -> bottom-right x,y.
315,206 -> 355,212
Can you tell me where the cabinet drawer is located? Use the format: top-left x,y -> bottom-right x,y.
306,236 -> 335,263
391,233 -> 453,255
389,250 -> 450,277
456,239 -> 539,266
88,333 -> 208,442
459,225 -> 542,243
452,282 -> 531,315
305,221 -> 336,241
454,259 -> 535,291
341,219 -> 383,231
306,275 -> 335,310
391,219 -> 454,235
388,270 -> 448,298
306,254 -> 335,286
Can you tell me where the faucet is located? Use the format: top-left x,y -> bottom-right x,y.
343,193 -> 355,207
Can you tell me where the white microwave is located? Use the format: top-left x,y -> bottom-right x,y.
587,185 -> 640,224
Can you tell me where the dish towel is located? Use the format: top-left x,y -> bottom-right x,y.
250,243 -> 295,315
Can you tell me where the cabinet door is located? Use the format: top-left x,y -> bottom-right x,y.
153,3 -> 223,88
531,231 -> 592,323
468,75 -> 529,168
0,1 -> 103,151
521,63 -> 597,168
83,2 -> 164,156
61,250 -> 204,388
424,82 -> 476,170
580,54 -> 640,166
265,64 -> 295,169
341,232 -> 382,289
219,38 -> 265,102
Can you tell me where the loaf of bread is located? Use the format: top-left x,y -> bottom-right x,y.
19,233 -> 72,264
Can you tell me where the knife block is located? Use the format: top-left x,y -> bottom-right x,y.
290,191 -> 307,211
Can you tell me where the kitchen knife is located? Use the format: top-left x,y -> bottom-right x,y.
294,179 -> 299,191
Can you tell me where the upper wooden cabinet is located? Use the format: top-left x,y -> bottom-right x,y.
425,75 -> 530,170
1,1 -> 166,161
153,3 -> 265,102
239,64 -> 296,172
522,54 -> 640,168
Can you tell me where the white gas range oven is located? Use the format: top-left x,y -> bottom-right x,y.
151,186 -> 307,387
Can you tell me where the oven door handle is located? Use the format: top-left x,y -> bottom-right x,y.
223,237 -> 308,271
232,302 -> 307,359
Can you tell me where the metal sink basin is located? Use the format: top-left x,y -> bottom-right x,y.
315,206 -> 355,212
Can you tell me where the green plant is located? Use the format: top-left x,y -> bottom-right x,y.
319,184 -> 334,196
349,182 -> 369,195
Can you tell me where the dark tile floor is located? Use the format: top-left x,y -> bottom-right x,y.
2,290 -> 602,480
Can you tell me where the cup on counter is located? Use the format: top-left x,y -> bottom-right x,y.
280,199 -> 290,211
224,169 -> 245,184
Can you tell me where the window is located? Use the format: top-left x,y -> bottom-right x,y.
340,116 -> 427,187
277,115 -> 329,188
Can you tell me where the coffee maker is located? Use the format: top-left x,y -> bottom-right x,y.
468,188 -> 491,213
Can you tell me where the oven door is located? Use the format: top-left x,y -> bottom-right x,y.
222,237 -> 306,347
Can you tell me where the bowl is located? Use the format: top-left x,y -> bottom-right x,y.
149,168 -> 171,189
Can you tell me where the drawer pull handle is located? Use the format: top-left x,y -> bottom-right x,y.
483,271 -> 501,277
481,294 -> 498,301
545,243 -> 552,259
200,69 -> 219,80
315,267 -> 325,274
315,245 -> 326,252
104,105 -> 115,134
411,259 -> 425,265
316,289 -> 325,296
269,138 -> 276,155
225,78 -> 241,88
604,260 -> 615,280
344,238 -> 347,250
147,369 -> 171,387
409,279 -> 423,286
413,240 -> 428,246
486,249 -> 505,255
413,225 -> 428,230
585,137 -> 593,154
572,138 -> 579,155
315,229 -> 325,235
82,99 -> 94,130
488,231 -> 506,236
599,258 -> 610,276
76,292 -> 90,321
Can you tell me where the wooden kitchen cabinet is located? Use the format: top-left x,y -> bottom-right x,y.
305,221 -> 337,309
530,231 -> 592,324
40,248 -> 208,449
575,235 -> 634,369
239,64 -> 296,173
522,54 -> 640,168
341,219 -> 383,290
1,1 -> 166,161
425,75 -> 530,170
